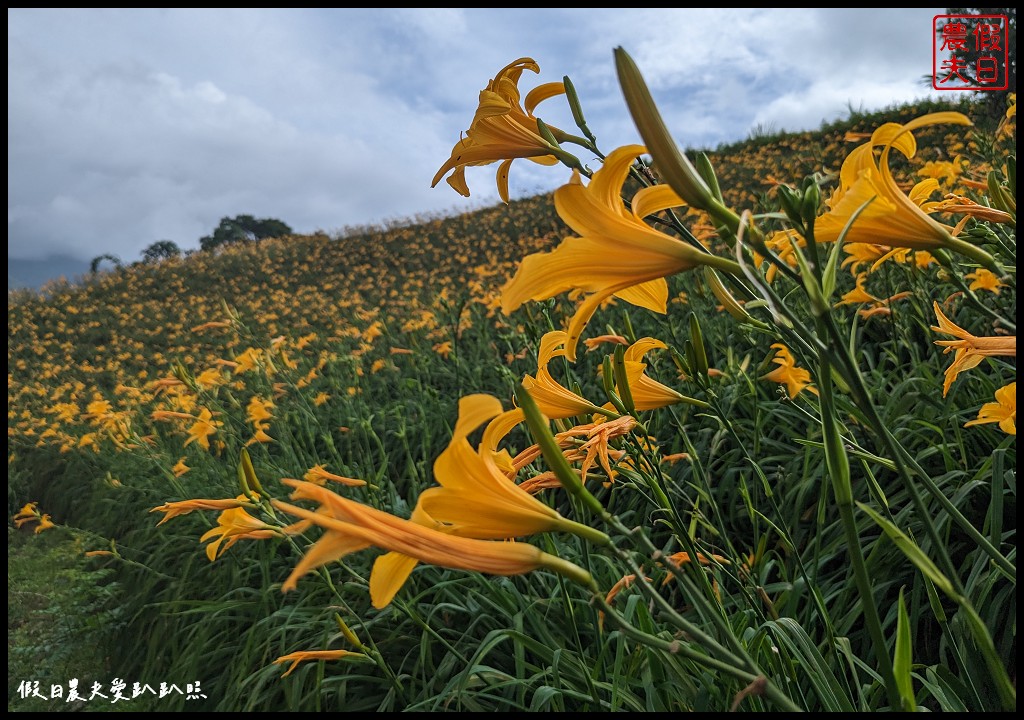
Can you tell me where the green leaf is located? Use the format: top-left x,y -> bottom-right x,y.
893,587 -> 916,711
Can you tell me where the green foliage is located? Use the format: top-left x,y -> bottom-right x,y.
88,253 -> 122,274
199,215 -> 293,252
141,240 -> 182,264
7,527 -> 131,712
7,95 -> 1016,712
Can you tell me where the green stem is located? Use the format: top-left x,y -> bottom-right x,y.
820,313 -> 1015,581
595,596 -> 802,712
941,233 -> 1002,274
557,517 -> 612,548
816,319 -> 901,708
515,383 -> 607,518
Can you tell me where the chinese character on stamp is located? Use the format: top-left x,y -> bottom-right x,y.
933,14 -> 1010,91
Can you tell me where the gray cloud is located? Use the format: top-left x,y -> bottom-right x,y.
9,8 -> 947,264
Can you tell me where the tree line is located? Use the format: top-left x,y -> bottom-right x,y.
90,214 -> 293,274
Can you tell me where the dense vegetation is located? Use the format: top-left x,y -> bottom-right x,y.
8,81 -> 1015,713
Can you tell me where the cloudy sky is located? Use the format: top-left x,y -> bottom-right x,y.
9,8 -> 950,266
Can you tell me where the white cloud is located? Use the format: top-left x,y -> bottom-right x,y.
8,7 -> 951,266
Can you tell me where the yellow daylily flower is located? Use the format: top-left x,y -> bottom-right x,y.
272,479 -> 589,608
274,649 -> 365,678
369,394 -> 599,607
931,302 -> 1016,396
965,268 -> 1004,294
964,382 -> 1016,435
432,57 -> 566,202
200,506 -> 280,562
34,514 -> 56,533
761,344 -> 817,399
416,394 -> 572,539
502,145 -> 736,360
815,112 -> 982,254
184,408 -> 222,451
610,337 -> 688,410
521,331 -> 607,419
150,494 -> 253,526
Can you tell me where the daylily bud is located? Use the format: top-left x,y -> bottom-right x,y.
704,267 -> 767,328
562,76 -> 588,133
238,448 -> 264,495
614,47 -> 715,211
695,152 -> 724,203
776,185 -> 805,230
987,171 -> 1016,216
334,613 -> 364,650
612,345 -> 636,413
801,182 -> 821,224
688,314 -> 709,379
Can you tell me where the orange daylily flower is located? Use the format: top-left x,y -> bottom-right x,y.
837,275 -> 911,319
521,331 -> 607,419
200,506 -> 281,562
150,495 -> 253,526
432,58 -> 566,203
501,145 -> 735,360
931,302 -> 1016,396
610,337 -> 688,410
416,394 -> 574,539
245,397 -> 274,425
13,502 -> 41,529
149,411 -> 195,421
815,113 -> 975,251
34,514 -> 56,533
184,408 -> 222,451
372,395 -> 598,607
761,343 -> 817,399
582,334 -> 629,350
923,193 -> 1014,224
964,382 -> 1016,435
191,321 -> 232,332
273,649 -> 365,678
272,479 -> 588,608
245,427 -> 274,446
302,464 -> 367,487
601,550 -> 728,627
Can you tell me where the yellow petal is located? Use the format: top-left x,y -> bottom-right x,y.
370,552 -> 421,609
624,337 -> 668,363
482,408 -> 525,452
496,158 -> 513,203
451,394 -> 504,444
282,533 -> 372,592
631,183 -> 687,218
613,278 -> 668,313
524,81 -> 566,116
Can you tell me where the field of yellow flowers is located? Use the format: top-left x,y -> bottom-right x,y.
8,50 -> 1015,712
